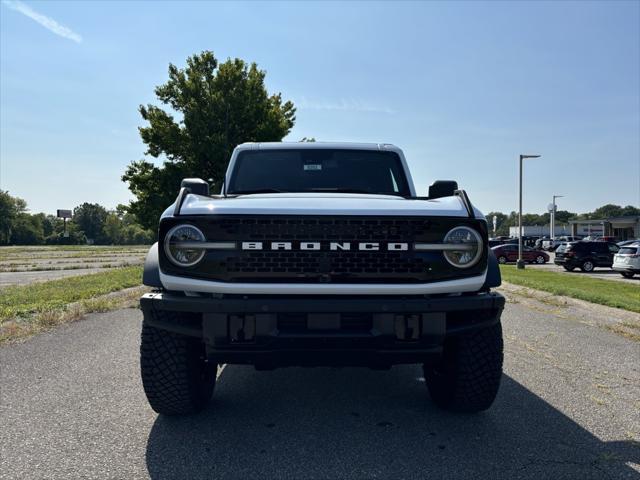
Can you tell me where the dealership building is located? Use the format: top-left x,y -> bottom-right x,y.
507,215 -> 639,240
508,225 -> 571,237
568,216 -> 640,240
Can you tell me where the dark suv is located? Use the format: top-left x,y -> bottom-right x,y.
554,241 -> 620,272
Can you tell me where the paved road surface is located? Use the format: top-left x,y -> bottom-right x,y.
1,296 -> 639,479
525,252 -> 639,284
0,268 -> 112,287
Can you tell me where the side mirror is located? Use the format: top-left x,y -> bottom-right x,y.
181,178 -> 209,196
428,180 -> 458,199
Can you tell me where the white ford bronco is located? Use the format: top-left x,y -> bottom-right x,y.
139,142 -> 504,415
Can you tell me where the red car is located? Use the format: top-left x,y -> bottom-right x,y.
491,244 -> 549,264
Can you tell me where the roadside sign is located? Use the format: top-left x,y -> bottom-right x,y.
57,209 -> 72,239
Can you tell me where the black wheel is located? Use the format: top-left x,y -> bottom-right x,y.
563,266 -> 575,272
423,323 -> 503,413
580,260 -> 595,272
535,255 -> 546,264
497,256 -> 507,264
140,311 -> 216,415
621,272 -> 635,278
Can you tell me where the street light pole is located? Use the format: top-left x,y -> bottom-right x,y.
517,154 -> 541,269
551,194 -> 564,240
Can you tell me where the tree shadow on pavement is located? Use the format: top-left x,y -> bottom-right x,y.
146,365 -> 639,479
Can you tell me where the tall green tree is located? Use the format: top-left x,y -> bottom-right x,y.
122,51 -> 296,230
102,213 -> 123,244
73,203 -> 108,242
10,214 -> 44,245
0,190 -> 27,244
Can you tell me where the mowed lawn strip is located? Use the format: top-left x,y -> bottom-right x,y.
0,266 -> 143,322
500,265 -> 640,313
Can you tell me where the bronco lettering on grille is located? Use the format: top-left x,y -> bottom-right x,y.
240,242 -> 409,251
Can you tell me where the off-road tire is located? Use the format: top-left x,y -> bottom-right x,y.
140,312 -> 216,415
424,322 -> 503,413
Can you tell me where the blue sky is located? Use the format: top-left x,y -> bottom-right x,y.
1,0 -> 639,216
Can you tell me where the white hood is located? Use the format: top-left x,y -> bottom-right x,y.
164,193 -> 484,218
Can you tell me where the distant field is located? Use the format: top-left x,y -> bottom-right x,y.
0,245 -> 148,287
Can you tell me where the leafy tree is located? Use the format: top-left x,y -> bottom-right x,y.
73,203 -> 108,243
10,214 -> 44,245
34,214 -> 60,237
0,191 -> 27,244
122,51 -> 296,230
102,213 -> 123,244
122,224 -> 154,245
554,210 -> 577,224
621,205 -> 640,216
590,204 -> 624,219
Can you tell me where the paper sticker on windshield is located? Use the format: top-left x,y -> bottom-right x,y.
304,164 -> 322,171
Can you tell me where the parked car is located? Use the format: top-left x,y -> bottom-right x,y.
542,236 -> 582,251
594,236 -> 616,242
522,236 -> 540,248
612,242 -> 640,278
617,239 -> 640,247
491,244 -> 549,264
541,237 -> 558,250
554,241 -> 620,272
534,236 -> 550,250
500,235 -> 539,247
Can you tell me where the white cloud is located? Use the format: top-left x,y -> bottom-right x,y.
296,96 -> 394,114
3,0 -> 82,43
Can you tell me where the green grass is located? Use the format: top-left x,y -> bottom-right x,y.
0,265 -> 143,322
500,265 -> 640,313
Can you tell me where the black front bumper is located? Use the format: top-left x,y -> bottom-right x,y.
140,291 -> 505,368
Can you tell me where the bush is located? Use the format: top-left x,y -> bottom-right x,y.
45,231 -> 87,245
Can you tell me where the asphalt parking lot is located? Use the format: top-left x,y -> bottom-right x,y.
1,293 -> 639,479
515,251 -> 639,284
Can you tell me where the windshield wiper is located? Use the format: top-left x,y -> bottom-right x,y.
229,188 -> 286,195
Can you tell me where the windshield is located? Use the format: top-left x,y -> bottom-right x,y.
227,149 -> 411,196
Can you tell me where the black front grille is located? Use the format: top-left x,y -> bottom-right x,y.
159,214 -> 488,284
226,251 -> 425,275
211,217 -> 433,241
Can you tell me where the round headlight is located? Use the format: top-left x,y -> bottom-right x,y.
164,224 -> 206,267
443,226 -> 483,268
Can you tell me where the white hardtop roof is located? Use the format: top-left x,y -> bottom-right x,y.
235,142 -> 400,152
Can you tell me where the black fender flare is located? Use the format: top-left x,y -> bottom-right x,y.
481,249 -> 501,290
142,242 -> 162,288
